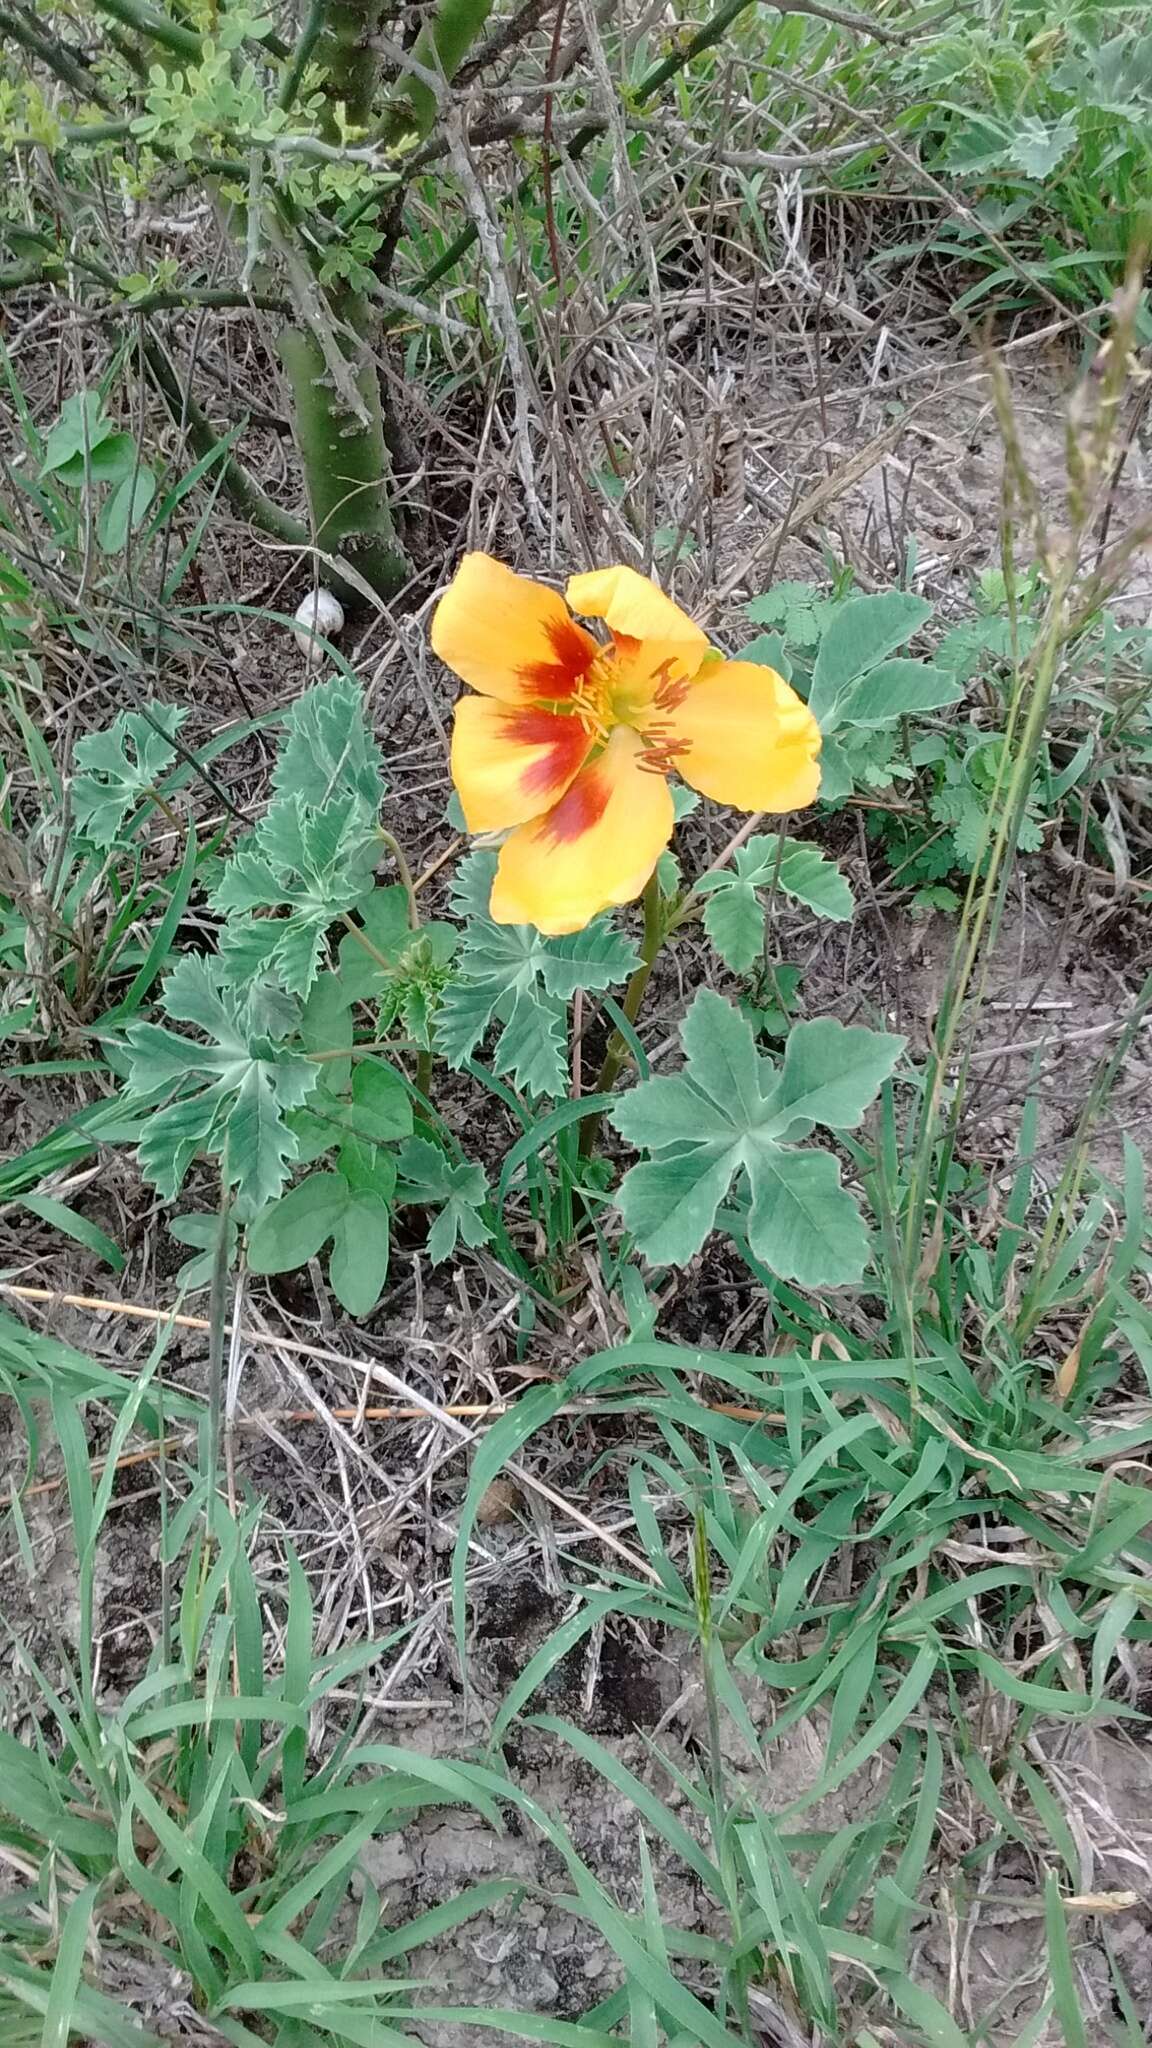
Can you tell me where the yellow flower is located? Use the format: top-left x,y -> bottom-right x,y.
431,554 -> 822,936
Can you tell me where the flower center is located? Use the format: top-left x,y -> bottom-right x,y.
537,647 -> 695,775
633,661 -> 693,774
567,652 -> 615,742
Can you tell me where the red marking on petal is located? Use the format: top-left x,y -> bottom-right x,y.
515,615 -> 598,699
500,707 -> 591,798
539,756 -> 613,845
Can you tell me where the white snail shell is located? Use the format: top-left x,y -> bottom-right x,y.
292,588 -> 345,663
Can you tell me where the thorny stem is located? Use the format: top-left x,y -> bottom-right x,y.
0,2 -> 117,107
89,0 -> 201,60
404,0 -> 767,315
277,0 -> 329,111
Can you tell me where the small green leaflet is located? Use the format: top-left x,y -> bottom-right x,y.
337,884 -> 458,1046
98,466 -> 158,552
1005,115 -> 1078,181
611,989 -> 904,1286
54,432 -> 140,489
213,791 -> 379,998
272,674 -> 385,812
168,1211 -> 239,1291
337,884 -> 413,998
396,1136 -> 492,1264
746,580 -> 838,650
700,885 -> 766,975
435,851 -> 640,1098
246,1056 -> 407,1312
116,956 -> 318,1209
837,658 -> 963,729
697,835 -> 854,974
736,631 -> 792,679
289,1053 -> 413,1162
808,592 -> 935,730
247,1169 -> 392,1317
72,705 -> 187,847
40,391 -> 115,476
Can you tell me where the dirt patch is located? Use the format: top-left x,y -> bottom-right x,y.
357,1681 -> 1152,2047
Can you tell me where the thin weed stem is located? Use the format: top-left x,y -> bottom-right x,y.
378,826 -> 420,930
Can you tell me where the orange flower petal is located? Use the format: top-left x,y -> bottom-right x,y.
490,726 -> 674,935
666,660 -> 822,812
432,552 -> 600,703
566,564 -> 709,686
450,697 -> 592,834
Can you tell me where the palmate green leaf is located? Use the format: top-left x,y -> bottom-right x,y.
335,890 -> 457,1050
736,629 -> 793,677
341,884 -> 412,985
747,1147 -> 873,1280
348,1057 -> 412,1141
745,579 -> 835,650
329,1190 -> 391,1314
436,851 -> 639,1097
612,1147 -> 737,1267
699,834 -> 853,969
288,1052 -> 413,1163
71,704 -> 188,847
611,991 -> 904,1285
213,791 -> 379,998
813,731 -> 853,804
118,957 -> 317,1208
248,1172 -> 349,1271
1008,113 -> 1078,179
396,1136 -> 492,1264
272,672 -> 386,812
490,987 -> 567,1099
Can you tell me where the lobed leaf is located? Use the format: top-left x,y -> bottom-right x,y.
698,838 -> 853,972
436,850 -> 639,1097
612,991 -> 904,1284
118,963 -> 316,1207
72,705 -> 187,848
213,791 -> 379,998
272,673 -> 386,812
397,1136 -> 492,1263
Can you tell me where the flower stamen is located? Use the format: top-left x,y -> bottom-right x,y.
637,724 -> 691,776
569,680 -> 611,742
